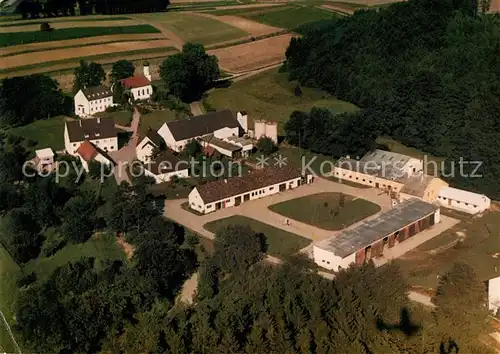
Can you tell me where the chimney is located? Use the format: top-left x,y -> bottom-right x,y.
224,179 -> 227,183
97,117 -> 101,124
79,120 -> 82,127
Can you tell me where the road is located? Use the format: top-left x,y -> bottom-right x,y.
0,310 -> 21,354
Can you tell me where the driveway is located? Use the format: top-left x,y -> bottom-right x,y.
109,108 -> 141,185
164,177 -> 393,242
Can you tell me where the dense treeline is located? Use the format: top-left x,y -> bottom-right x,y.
16,0 -> 170,19
0,75 -> 72,127
285,0 -> 500,198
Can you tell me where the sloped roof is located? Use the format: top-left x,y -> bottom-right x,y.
76,141 -> 99,162
360,149 -> 415,169
81,85 -> 112,100
66,117 -> 117,142
400,174 -> 436,197
167,110 -> 240,141
199,135 -> 241,152
120,75 -> 151,89
35,148 -> 54,159
195,165 -> 303,204
145,129 -> 163,147
315,198 -> 438,258
145,151 -> 187,175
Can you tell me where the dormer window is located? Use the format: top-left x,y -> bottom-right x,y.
95,133 -> 100,137
84,134 -> 90,138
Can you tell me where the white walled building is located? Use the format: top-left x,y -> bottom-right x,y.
75,140 -> 114,172
74,86 -> 113,118
188,165 -> 313,214
120,65 -> 153,101
64,117 -> 118,156
488,276 -> 500,314
313,199 -> 440,271
136,129 -> 164,163
157,110 -> 247,153
143,151 -> 189,184
35,148 -> 55,171
437,187 -> 491,214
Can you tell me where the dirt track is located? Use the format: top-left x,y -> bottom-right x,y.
191,12 -> 282,36
320,4 -> 354,15
209,34 -> 293,73
3,39 -> 175,70
0,33 -> 166,57
0,19 -> 142,33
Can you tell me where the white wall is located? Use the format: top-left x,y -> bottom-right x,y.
144,168 -> 189,184
237,112 -> 248,133
437,190 -> 490,214
78,152 -> 112,172
136,138 -> 155,163
189,176 -> 305,214
313,246 -> 356,271
403,158 -> 423,176
489,276 -> 500,313
89,137 -> 118,153
88,96 -> 113,115
74,90 -> 89,118
157,124 -> 190,152
130,85 -> 153,101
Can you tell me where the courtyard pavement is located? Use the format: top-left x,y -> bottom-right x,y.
109,108 -> 141,185
164,177 -> 393,242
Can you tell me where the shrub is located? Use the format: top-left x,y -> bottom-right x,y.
17,272 -> 37,287
40,22 -> 52,32
105,105 -> 120,113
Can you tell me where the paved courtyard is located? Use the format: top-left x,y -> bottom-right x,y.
165,177 -> 393,242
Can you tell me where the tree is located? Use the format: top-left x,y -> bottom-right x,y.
0,208 -> 42,263
40,22 -> 52,31
73,61 -> 106,93
213,224 -> 264,273
160,43 -> 220,102
196,258 -> 220,300
0,75 -> 72,127
87,160 -> 110,180
432,262 -> 488,342
294,84 -> 303,97
256,136 -> 277,156
479,0 -> 492,12
60,194 -> 98,243
111,60 -> 135,82
180,139 -> 202,158
112,81 -> 127,105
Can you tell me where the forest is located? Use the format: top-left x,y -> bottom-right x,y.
16,0 -> 170,19
285,0 -> 500,198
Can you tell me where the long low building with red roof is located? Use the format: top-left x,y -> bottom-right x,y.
188,165 -> 314,214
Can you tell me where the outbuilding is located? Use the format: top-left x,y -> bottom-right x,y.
76,140 -> 114,172
74,85 -> 114,117
35,148 -> 55,171
437,187 -> 490,214
143,151 -> 189,183
313,198 -> 440,271
487,275 -> 500,315
188,165 -> 313,214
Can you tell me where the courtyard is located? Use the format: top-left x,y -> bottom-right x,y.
268,192 -> 381,231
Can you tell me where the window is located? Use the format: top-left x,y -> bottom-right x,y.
207,205 -> 212,209
457,201 -> 461,204
73,143 -> 76,147
269,187 -> 274,191
335,172 -> 339,176
355,177 -> 359,180
226,200 -> 230,203
322,260 -> 325,263
465,203 -> 468,206
326,261 -> 330,264
473,205 -> 477,208
362,179 -> 365,182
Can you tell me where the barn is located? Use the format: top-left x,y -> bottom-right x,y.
313,198 -> 440,271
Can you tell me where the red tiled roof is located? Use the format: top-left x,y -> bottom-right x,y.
76,141 -> 98,162
120,75 -> 151,89
202,145 -> 217,156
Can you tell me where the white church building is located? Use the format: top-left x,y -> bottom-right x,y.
120,63 -> 153,101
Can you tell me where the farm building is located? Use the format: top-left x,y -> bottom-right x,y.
437,187 -> 490,214
313,198 -> 440,271
198,134 -> 253,158
64,117 -> 118,156
34,148 -> 54,171
74,85 -> 114,118
120,65 -> 153,101
399,174 -> 448,203
143,151 -> 189,184
188,165 -> 313,214
136,129 -> 164,163
76,140 -> 114,172
487,276 -> 500,314
332,149 -> 424,193
157,110 -> 250,154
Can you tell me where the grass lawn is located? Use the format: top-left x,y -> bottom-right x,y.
135,12 -> 248,45
23,233 -> 125,282
7,115 -> 66,151
206,68 -> 358,134
269,192 -> 381,231
394,210 -> 500,289
376,136 -> 444,177
96,109 -> 133,126
139,109 -> 178,136
0,246 -> 21,353
245,6 -> 337,30
207,5 -> 292,16
204,215 -> 311,257
0,24 -> 160,47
